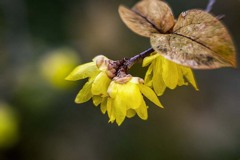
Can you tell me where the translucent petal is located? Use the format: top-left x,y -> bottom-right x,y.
92,55 -> 109,72
91,72 -> 111,96
109,111 -> 116,123
107,81 -> 118,98
100,98 -> 107,114
119,83 -> 142,109
181,66 -> 199,90
92,96 -> 102,106
65,62 -> 98,81
75,80 -> 93,104
153,56 -> 166,96
113,96 -> 127,126
92,55 -> 108,62
142,53 -> 160,67
144,63 -> 153,87
177,67 -> 188,86
136,100 -> 148,120
139,84 -> 163,108
162,58 -> 179,89
107,98 -> 112,119
107,99 -> 116,124
126,109 -> 136,118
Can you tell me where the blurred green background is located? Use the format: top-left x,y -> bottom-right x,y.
0,0 -> 240,159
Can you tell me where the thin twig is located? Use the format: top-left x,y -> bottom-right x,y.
115,47 -> 154,77
216,14 -> 225,20
126,47 -> 154,69
205,0 -> 216,12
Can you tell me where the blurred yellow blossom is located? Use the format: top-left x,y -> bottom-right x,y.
40,48 -> 79,89
143,53 -> 198,96
0,103 -> 19,148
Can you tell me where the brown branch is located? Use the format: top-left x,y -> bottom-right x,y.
126,48 -> 154,69
115,48 -> 155,77
205,0 -> 216,12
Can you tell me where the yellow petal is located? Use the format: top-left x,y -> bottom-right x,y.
107,81 -> 119,98
113,96 -> 127,126
109,111 -> 116,124
109,109 -> 117,124
107,98 -> 113,119
107,98 -> 116,124
92,96 -> 102,106
152,56 -> 166,96
92,55 -> 110,72
91,72 -> 111,96
177,66 -> 188,86
65,62 -> 99,81
108,81 -> 142,110
75,80 -> 93,104
136,100 -> 148,120
126,109 -> 136,118
120,82 -> 142,109
162,58 -> 178,89
142,53 -> 160,67
144,63 -> 153,87
139,84 -> 163,108
100,98 -> 107,114
92,55 -> 108,62
181,66 -> 199,90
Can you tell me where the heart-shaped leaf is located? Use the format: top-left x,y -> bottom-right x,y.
151,10 -> 236,69
118,5 -> 159,38
118,0 -> 175,37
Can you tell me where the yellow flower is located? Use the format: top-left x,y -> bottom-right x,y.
143,53 -> 198,96
66,53 -> 196,126
99,76 -> 163,126
65,55 -> 112,103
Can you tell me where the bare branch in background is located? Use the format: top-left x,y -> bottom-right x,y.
205,0 -> 216,12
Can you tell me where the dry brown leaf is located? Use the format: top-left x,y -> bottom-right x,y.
118,0 -> 175,37
151,10 -> 236,69
119,0 -> 236,69
118,5 -> 159,37
132,0 -> 175,33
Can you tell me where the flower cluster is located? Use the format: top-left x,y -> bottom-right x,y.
65,0 -> 236,125
66,54 -> 197,125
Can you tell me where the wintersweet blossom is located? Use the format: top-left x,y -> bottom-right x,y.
143,53 -> 198,96
100,76 -> 163,126
65,55 -> 112,103
66,55 -> 163,125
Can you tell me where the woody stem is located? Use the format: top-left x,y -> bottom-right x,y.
125,47 -> 155,69
205,0 -> 216,12
115,47 -> 154,77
